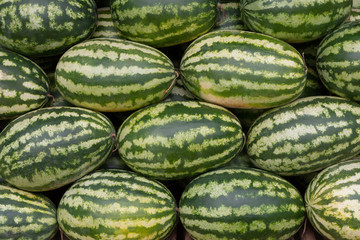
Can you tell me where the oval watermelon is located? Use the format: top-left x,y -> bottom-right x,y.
117,100 -> 245,180
0,106 -> 115,191
180,30 -> 307,109
57,169 -> 178,240
55,38 -> 177,112
0,0 -> 97,57
179,168 -> 305,240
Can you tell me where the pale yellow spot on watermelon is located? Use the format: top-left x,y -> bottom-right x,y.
26,216 -> 33,223
0,88 -> 17,98
0,216 -> 7,224
0,103 -> 40,115
2,60 -> 16,67
21,67 -> 31,75
19,92 -> 44,101
19,4 -> 46,31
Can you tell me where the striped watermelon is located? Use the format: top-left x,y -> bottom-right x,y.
212,0 -> 247,31
0,184 -> 57,239
91,7 -> 123,39
305,158 -> 360,240
0,106 -> 115,192
242,0 -> 352,43
57,169 -> 177,240
316,21 -> 360,101
55,38 -> 177,112
0,48 -> 50,119
180,30 -> 307,109
351,0 -> 360,21
179,168 -> 305,240
110,0 -> 219,47
117,100 -> 245,180
0,0 -> 97,57
246,96 -> 360,176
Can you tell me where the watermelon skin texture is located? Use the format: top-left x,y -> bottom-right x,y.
0,48 -> 50,120
305,158 -> 360,240
0,184 -> 58,240
316,21 -> 360,101
117,100 -> 245,180
0,0 -> 97,57
179,168 -> 305,240
91,7 -> 123,39
351,0 -> 360,21
57,169 -> 178,240
246,96 -> 360,176
55,38 -> 176,112
242,0 -> 352,43
0,106 -> 115,192
110,0 -> 218,48
180,30 -> 307,109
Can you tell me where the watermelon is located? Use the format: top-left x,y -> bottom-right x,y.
0,184 -> 57,239
57,169 -> 178,240
179,168 -> 305,240
247,96 -> 360,176
110,0 -> 219,47
55,38 -> 177,112
242,0 -> 352,43
0,106 -> 115,191
117,100 -> 245,180
305,158 -> 360,240
0,0 -> 97,57
180,30 -> 307,109
91,7 -> 123,39
316,21 -> 360,101
0,48 -> 50,120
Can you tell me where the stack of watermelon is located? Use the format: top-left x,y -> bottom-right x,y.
0,0 -> 360,239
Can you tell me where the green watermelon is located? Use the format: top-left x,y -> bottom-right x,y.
0,184 -> 58,239
117,100 -> 245,180
0,0 -> 97,57
247,96 -> 360,176
179,168 -> 305,240
305,158 -> 360,240
57,169 -> 178,240
0,106 -> 115,191
242,0 -> 352,43
0,48 -> 50,119
110,0 -> 219,47
55,38 -> 177,112
317,21 -> 360,101
180,30 -> 307,109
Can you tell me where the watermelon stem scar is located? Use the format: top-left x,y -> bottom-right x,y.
164,71 -> 179,95
216,4 -> 226,26
111,133 -> 118,152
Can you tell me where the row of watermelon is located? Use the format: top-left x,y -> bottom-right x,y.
2,19 -> 360,120
3,93 -> 360,190
0,0 -> 357,58
2,155 -> 359,240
